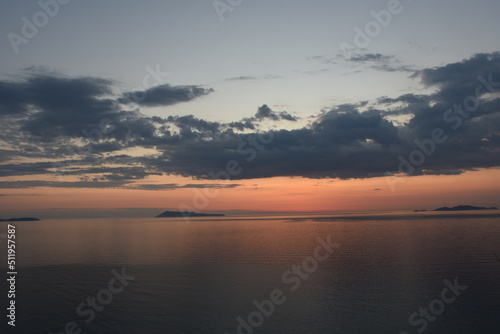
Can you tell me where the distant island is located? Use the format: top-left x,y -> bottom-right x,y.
156,211 -> 225,218
414,205 -> 498,212
0,217 -> 41,221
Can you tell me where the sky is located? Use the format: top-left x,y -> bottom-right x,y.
0,0 -> 499,218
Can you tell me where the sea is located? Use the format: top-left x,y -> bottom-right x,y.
1,210 -> 500,334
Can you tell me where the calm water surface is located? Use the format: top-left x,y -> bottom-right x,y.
1,211 -> 500,333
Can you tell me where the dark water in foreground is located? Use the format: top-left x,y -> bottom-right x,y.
1,211 -> 500,333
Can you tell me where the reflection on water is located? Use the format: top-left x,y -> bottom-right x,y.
1,212 -> 500,333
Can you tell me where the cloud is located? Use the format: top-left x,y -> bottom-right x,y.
120,84 -> 213,107
148,105 -> 403,180
0,162 -> 54,177
180,183 -> 241,189
415,52 -> 500,103
227,119 -> 256,131
126,183 -> 241,191
0,179 -> 241,190
1,53 -> 500,186
254,104 -> 297,122
0,193 -> 43,196
0,74 -> 145,144
0,73 -> 214,147
223,104 -> 297,131
227,76 -> 259,81
344,52 -> 413,72
316,51 -> 413,72
0,75 -> 113,122
347,52 -> 393,63
143,54 -> 500,180
226,75 -> 281,81
0,180 -> 129,189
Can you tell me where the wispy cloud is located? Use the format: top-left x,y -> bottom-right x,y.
226,74 -> 282,81
311,51 -> 414,72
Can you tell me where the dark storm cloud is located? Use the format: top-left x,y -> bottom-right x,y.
1,52 -> 500,187
120,84 -> 214,107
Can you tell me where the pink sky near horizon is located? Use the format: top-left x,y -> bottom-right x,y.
1,168 -> 499,218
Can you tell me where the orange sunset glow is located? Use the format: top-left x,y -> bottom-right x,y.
2,169 -> 498,217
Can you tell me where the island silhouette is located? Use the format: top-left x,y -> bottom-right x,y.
156,210 -> 225,218
414,205 -> 498,212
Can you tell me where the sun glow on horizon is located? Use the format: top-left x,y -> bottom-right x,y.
1,169 -> 498,218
